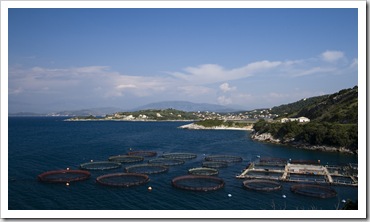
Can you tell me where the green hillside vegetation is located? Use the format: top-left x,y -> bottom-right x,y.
296,86 -> 358,124
271,95 -> 329,117
253,86 -> 358,152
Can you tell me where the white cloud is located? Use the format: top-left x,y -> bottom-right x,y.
9,49 -> 357,112
177,85 -> 213,97
350,58 -> 358,69
9,66 -> 173,100
116,84 -> 137,89
170,60 -> 282,84
9,87 -> 23,95
321,50 -> 345,62
292,67 -> 337,77
169,50 -> 352,84
217,96 -> 232,105
71,66 -> 110,73
219,83 -> 236,92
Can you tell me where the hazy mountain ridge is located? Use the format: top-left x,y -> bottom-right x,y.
131,101 -> 237,113
10,107 -> 123,117
9,101 -> 237,117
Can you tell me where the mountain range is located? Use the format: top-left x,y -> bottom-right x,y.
131,101 -> 237,113
9,101 -> 238,116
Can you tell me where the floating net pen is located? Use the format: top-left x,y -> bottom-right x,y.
96,173 -> 150,187
188,167 -> 219,176
202,161 -> 228,168
127,150 -> 157,157
148,158 -> 185,166
290,184 -> 337,198
162,153 -> 197,160
172,175 -> 225,192
125,164 -> 169,174
80,161 -> 121,170
243,179 -> 282,192
204,155 -> 243,163
108,155 -> 144,163
38,169 -> 91,183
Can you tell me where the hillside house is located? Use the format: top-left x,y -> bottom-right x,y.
281,117 -> 310,123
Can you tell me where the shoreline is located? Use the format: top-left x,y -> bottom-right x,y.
250,132 -> 356,155
64,118 -> 196,122
178,123 -> 253,131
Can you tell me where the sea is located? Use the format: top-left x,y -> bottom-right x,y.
8,117 -> 358,211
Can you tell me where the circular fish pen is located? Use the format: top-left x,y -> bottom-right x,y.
80,161 -> 121,170
188,167 -> 219,176
172,175 -> 225,192
125,164 -> 169,174
204,155 -> 242,163
96,173 -> 150,187
127,150 -> 157,157
108,155 -> 144,163
162,153 -> 197,160
243,179 -> 282,192
38,169 -> 91,183
148,158 -> 185,166
290,184 -> 337,199
202,161 -> 228,168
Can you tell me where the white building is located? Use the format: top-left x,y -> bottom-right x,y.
281,117 -> 310,123
297,117 -> 310,123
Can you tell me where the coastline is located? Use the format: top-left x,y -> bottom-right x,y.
178,123 -> 254,131
250,132 -> 356,154
64,118 -> 196,122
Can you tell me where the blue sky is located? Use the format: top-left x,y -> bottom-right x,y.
8,8 -> 358,113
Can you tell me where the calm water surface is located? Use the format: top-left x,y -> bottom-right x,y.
8,117 -> 358,210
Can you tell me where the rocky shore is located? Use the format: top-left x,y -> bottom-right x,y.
179,123 -> 254,131
251,132 -> 355,154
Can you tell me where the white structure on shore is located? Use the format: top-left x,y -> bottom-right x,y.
281,117 -> 310,123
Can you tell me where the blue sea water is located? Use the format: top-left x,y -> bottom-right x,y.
8,117 -> 358,210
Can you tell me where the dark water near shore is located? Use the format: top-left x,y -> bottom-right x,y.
8,117 -> 358,210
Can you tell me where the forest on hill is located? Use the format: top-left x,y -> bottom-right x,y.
253,86 -> 358,152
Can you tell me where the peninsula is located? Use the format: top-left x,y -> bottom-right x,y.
179,119 -> 254,131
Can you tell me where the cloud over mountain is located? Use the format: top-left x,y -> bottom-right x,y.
8,50 -> 357,113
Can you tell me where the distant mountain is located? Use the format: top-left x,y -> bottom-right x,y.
47,107 -> 122,117
9,112 -> 46,116
132,101 -> 237,113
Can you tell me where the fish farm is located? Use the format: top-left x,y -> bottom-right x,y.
37,147 -> 357,200
236,157 -> 358,187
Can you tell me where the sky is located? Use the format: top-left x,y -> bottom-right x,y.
8,8 -> 358,113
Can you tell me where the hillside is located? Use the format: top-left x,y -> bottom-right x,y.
272,86 -> 358,124
271,95 -> 329,117
252,86 -> 358,153
296,86 -> 358,124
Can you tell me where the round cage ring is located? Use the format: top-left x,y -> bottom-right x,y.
38,169 -> 91,183
96,173 -> 150,187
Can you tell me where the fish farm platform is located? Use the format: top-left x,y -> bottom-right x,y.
237,161 -> 358,186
